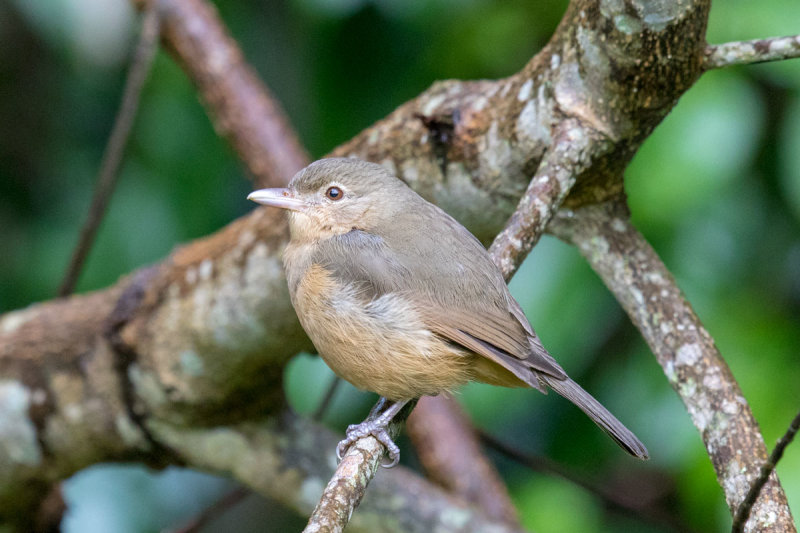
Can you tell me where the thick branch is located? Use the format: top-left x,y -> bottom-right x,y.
548,202 -> 795,533
705,35 -> 800,70
148,413 -> 526,533
0,287 -> 149,529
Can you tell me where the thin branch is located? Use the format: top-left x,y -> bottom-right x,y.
705,35 -> 800,70
479,431 -> 698,533
312,376 -> 342,422
489,120 -> 604,280
548,202 -> 795,532
57,5 -> 161,297
406,396 -> 521,526
732,409 -> 800,533
304,435 -> 390,532
33,484 -> 67,533
303,401 -> 415,533
480,430 -> 587,483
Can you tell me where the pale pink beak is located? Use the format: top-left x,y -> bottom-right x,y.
247,188 -> 307,211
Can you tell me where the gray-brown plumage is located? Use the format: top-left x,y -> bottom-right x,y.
248,158 -> 648,465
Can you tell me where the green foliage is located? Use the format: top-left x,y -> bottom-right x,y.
514,476 -> 603,532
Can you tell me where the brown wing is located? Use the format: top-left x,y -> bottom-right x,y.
312,228 -> 566,387
417,301 -> 567,389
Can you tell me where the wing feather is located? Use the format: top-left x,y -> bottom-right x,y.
313,228 -> 566,383
418,303 -> 567,382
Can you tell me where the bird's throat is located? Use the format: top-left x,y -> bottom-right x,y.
288,210 -> 368,244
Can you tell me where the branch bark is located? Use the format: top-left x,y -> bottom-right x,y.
148,412 -> 526,533
705,35 -> 800,70
548,202 -> 795,532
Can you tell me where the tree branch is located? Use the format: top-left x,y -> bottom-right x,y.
170,486 -> 248,533
705,35 -> 800,70
732,409 -> 800,533
303,401 -> 414,532
58,4 -> 161,297
489,120 -> 602,279
139,0 -> 309,186
548,202 -> 796,532
312,376 -> 343,422
148,412 -> 526,533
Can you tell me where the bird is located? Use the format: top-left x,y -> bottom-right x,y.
248,158 -> 648,467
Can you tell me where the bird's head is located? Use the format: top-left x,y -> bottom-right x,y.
247,158 -> 410,243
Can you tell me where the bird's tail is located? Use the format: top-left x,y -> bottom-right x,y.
542,375 -> 649,460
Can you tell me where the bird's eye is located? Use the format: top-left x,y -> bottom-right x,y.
325,186 -> 343,201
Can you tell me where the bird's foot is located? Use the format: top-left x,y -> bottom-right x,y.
336,398 -> 407,468
336,420 -> 401,467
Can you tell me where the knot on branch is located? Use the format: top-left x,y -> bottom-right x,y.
105,265 -> 177,461
415,109 -> 461,175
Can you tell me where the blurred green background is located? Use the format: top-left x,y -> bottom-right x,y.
2,0 -> 799,531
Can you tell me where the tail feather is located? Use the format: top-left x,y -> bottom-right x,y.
542,375 -> 649,460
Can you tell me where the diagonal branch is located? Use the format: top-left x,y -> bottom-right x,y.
58,4 -> 161,297
548,201 -> 795,533
170,486 -> 249,533
705,35 -> 800,70
489,120 -> 603,280
140,0 -> 309,186
479,431 -> 700,533
732,409 -> 800,533
312,376 -> 343,422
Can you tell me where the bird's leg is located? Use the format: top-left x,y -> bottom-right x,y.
336,398 -> 408,468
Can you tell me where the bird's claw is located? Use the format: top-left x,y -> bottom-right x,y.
336,420 -> 401,468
